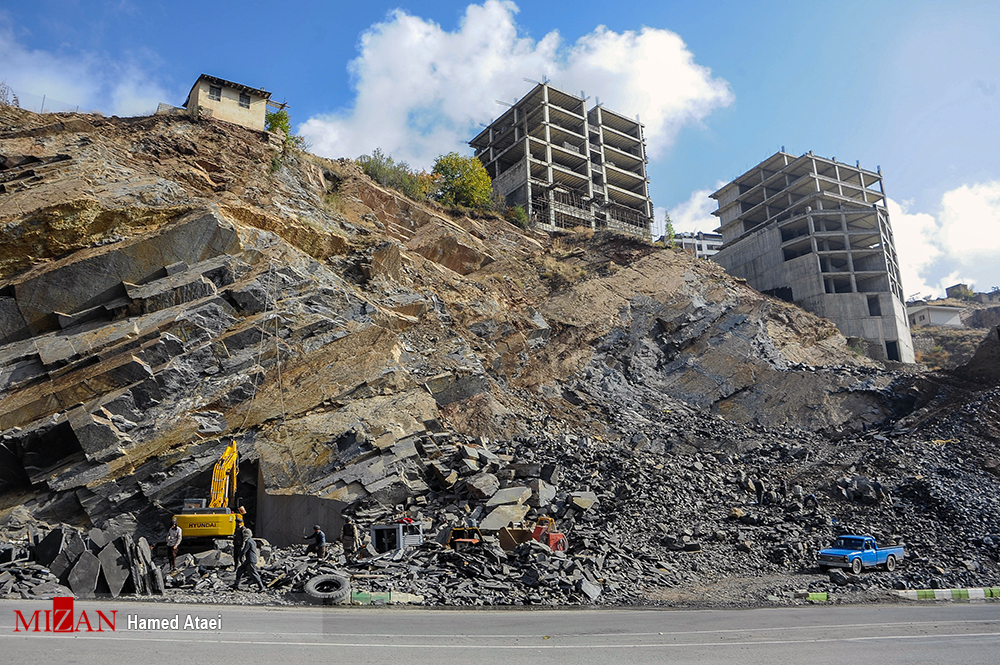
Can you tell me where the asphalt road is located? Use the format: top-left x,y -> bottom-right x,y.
3,599 -> 1000,664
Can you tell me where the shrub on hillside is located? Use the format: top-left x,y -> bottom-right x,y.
357,149 -> 435,200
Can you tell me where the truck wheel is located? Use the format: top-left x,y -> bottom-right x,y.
304,574 -> 351,604
851,558 -> 863,575
885,555 -> 896,572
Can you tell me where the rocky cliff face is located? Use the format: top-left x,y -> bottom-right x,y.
1,107 -> 998,601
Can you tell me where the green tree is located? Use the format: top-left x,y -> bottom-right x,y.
431,152 -> 492,208
265,109 -> 291,136
663,209 -> 675,247
265,109 -> 308,150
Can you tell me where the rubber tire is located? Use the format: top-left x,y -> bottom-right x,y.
885,555 -> 896,572
304,574 -> 351,604
851,558 -> 863,575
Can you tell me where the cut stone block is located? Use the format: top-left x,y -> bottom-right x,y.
486,486 -> 531,507
34,527 -> 66,567
466,472 -> 500,500
570,491 -> 599,512
48,529 -> 86,582
479,504 -> 529,532
98,542 -> 129,598
68,550 -> 101,598
528,479 -> 556,507
88,527 -> 111,550
429,462 -> 458,489
579,578 -> 602,602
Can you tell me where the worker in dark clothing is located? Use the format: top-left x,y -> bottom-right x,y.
304,524 -> 326,558
754,478 -> 766,506
341,517 -> 361,559
232,517 -> 246,570
232,528 -> 265,592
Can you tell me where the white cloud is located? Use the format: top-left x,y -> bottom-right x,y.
938,182 -> 1000,258
889,183 -> 1000,300
662,183 -> 727,237
887,197 -> 942,300
300,1 -> 732,167
0,24 -> 170,116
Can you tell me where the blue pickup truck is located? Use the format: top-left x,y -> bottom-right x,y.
817,535 -> 904,574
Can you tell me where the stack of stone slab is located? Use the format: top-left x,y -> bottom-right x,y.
24,526 -> 163,598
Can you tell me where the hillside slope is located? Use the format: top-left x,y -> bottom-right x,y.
1,108 -> 997,604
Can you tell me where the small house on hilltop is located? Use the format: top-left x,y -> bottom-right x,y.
907,304 -> 964,328
182,74 -> 272,131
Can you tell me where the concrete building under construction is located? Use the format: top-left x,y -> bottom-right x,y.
470,83 -> 653,238
710,150 -> 914,363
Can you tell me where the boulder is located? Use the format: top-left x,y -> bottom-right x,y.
466,472 -> 500,500
479,504 -> 529,532
486,486 -> 531,507
528,479 -> 556,508
570,491 -> 598,512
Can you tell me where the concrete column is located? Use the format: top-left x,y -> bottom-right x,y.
834,164 -> 844,197
859,171 -> 869,203
581,100 -> 593,200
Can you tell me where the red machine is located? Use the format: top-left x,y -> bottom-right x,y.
531,517 -> 567,552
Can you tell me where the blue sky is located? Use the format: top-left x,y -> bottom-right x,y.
2,1 -> 999,299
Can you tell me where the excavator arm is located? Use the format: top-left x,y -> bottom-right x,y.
173,440 -> 239,538
208,440 -> 239,508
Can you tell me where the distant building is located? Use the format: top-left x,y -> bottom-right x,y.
710,150 -> 914,363
907,304 -> 964,328
944,283 -> 1000,304
470,82 -> 653,239
945,283 -> 974,300
671,231 -> 723,259
182,74 -> 272,131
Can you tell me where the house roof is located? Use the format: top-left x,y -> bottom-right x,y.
183,74 -> 271,108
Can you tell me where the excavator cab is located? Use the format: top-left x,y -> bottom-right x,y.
173,440 -> 240,538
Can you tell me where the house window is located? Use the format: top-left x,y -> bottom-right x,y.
208,85 -> 222,101
239,92 -> 251,109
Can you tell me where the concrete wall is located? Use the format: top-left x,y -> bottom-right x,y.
189,80 -> 267,131
714,226 -> 824,300
800,292 -> 913,361
494,160 -> 527,198
256,480 -> 347,547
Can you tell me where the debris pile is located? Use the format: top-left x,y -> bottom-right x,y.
0,510 -> 163,599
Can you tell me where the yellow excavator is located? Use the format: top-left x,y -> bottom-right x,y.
173,440 -> 240,538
